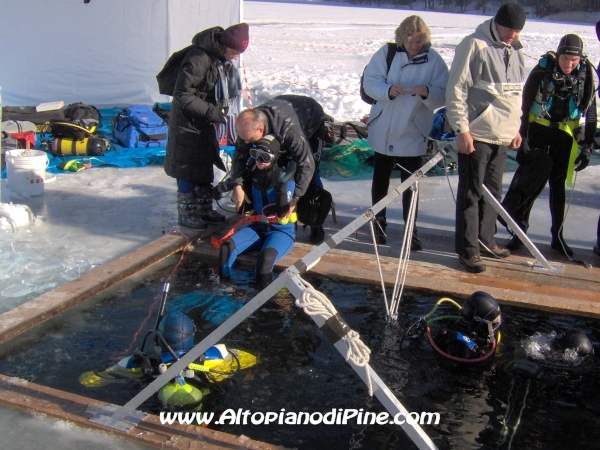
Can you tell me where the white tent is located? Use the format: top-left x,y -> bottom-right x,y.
0,0 -> 242,106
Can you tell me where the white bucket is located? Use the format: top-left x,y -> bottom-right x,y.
5,150 -> 49,196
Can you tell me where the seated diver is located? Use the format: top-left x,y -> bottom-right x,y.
218,135 -> 297,284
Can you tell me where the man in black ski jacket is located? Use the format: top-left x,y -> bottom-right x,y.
229,95 -> 331,243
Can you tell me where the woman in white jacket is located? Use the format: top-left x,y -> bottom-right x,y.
363,15 -> 448,249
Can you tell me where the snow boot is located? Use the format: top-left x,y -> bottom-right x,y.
410,230 -> 422,251
195,185 -> 226,223
551,232 -> 573,257
177,192 -> 207,230
309,225 -> 325,244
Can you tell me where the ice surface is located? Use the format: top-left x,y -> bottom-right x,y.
0,404 -> 151,450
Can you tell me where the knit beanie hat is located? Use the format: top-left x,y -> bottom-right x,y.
557,34 -> 584,57
494,3 -> 527,31
219,23 -> 249,53
254,134 -> 280,159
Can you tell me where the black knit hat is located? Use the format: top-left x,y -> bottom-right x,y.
219,23 -> 249,53
494,3 -> 527,31
557,34 -> 584,57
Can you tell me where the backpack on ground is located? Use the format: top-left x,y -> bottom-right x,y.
48,119 -> 99,140
112,105 -> 168,148
360,43 -> 396,105
64,102 -> 102,126
48,102 -> 102,140
296,182 -> 333,227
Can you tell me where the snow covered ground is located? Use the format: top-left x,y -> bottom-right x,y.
0,1 -> 599,448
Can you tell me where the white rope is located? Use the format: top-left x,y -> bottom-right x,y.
295,279 -> 374,396
389,182 -> 418,321
370,220 -> 391,317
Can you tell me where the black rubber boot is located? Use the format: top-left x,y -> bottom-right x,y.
551,232 -> 573,257
195,185 -> 226,223
177,192 -> 207,229
506,235 -> 523,251
309,225 -> 325,244
411,230 -> 422,251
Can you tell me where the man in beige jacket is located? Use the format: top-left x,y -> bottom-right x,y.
445,3 -> 527,273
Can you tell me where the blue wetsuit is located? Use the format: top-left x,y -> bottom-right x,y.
220,162 -> 296,278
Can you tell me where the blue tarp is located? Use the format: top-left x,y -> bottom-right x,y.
2,106 -> 235,177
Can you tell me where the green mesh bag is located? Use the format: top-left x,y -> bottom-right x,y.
320,139 -> 374,179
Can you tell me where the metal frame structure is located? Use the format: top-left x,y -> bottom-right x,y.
96,144 -> 563,447
95,148 -> 449,450
443,147 -> 563,274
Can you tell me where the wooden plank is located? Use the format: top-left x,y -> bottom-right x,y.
0,374 -> 283,450
193,240 -> 600,319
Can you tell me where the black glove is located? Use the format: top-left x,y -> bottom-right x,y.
212,179 -> 235,200
574,145 -> 592,172
207,106 -> 227,125
515,140 -> 532,165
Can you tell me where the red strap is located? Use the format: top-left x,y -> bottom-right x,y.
211,214 -> 279,249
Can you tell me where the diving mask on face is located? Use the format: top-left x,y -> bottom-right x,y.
249,147 -> 276,163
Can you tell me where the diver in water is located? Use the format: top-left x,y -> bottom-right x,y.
218,134 -> 297,285
402,291 -> 502,363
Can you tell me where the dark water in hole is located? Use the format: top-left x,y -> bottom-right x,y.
0,256 -> 599,450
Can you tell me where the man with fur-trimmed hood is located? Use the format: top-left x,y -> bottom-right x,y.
158,23 -> 249,229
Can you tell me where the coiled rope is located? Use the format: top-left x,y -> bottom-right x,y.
295,278 -> 373,396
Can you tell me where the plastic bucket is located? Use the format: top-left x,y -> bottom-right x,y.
5,150 -> 49,196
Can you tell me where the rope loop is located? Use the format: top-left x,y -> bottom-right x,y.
295,279 -> 373,396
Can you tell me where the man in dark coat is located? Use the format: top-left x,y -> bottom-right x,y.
230,95 -> 331,242
160,23 -> 249,229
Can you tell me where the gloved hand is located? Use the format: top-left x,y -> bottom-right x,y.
278,212 -> 298,225
212,179 -> 235,200
515,140 -> 532,165
207,106 -> 227,124
574,145 -> 592,172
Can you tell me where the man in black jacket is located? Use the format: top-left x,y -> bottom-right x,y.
230,95 -> 331,243
161,23 -> 249,229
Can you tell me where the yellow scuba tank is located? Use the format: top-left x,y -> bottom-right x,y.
51,136 -> 107,156
158,376 -> 207,412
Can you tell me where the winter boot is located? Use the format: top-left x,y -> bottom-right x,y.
195,185 -> 226,223
506,235 -> 523,251
411,230 -> 422,251
309,225 -> 325,244
551,232 -> 573,257
177,192 -> 207,230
